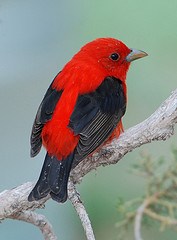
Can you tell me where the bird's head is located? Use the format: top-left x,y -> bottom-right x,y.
74,38 -> 148,82
53,38 -> 147,93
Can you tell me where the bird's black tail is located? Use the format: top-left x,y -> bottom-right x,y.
28,153 -> 74,203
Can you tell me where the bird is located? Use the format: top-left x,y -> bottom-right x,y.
28,37 -> 147,203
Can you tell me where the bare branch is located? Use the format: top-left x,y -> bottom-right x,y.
0,182 -> 49,219
10,210 -> 57,240
134,198 -> 151,240
68,181 -> 95,240
0,183 -> 56,240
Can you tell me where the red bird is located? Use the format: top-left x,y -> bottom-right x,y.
28,38 -> 147,203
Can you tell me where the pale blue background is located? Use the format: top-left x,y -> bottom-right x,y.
0,1 -> 177,239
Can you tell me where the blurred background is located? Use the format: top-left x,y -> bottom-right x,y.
0,0 -> 176,239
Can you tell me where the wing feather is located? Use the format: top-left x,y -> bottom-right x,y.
69,76 -> 126,167
30,79 -> 62,157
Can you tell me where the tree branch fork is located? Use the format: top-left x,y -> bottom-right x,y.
0,89 -> 177,240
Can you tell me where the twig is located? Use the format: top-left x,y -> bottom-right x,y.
134,199 -> 149,240
68,181 -> 95,240
134,195 -> 177,240
144,209 -> 177,226
10,210 -> 57,240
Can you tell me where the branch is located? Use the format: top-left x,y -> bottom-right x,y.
10,210 -> 57,240
68,181 -> 95,240
134,195 -> 161,240
0,182 -> 49,218
0,89 -> 177,239
134,200 -> 148,240
0,182 -> 55,239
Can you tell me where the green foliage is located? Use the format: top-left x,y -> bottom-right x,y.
116,147 -> 177,239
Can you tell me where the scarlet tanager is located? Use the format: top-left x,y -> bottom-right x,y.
28,38 -> 147,203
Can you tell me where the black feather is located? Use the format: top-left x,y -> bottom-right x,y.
69,76 -> 126,168
28,153 -> 51,201
28,153 -> 74,203
30,79 -> 62,157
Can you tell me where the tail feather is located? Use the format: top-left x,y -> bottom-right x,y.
50,154 -> 74,203
28,153 -> 74,203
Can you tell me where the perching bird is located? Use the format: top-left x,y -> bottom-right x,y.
28,38 -> 147,203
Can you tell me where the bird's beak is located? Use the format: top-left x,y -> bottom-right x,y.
126,48 -> 148,62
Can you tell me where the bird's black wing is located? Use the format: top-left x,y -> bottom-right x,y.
68,76 -> 126,167
30,78 -> 62,157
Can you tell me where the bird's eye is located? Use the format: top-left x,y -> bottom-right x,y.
110,53 -> 120,61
